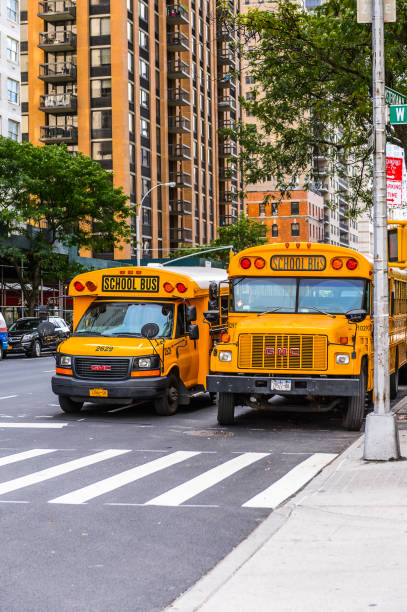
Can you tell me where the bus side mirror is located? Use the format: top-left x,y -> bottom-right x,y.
345,309 -> 367,324
188,324 -> 199,340
141,323 -> 160,338
203,310 -> 220,324
208,281 -> 219,310
185,305 -> 197,323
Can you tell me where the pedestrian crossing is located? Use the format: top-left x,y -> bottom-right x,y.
0,448 -> 337,509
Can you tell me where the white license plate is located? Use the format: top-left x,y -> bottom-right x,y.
270,379 -> 291,392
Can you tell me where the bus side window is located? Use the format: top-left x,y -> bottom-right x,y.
175,304 -> 185,337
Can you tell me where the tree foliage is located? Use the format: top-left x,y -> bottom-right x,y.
0,138 -> 130,314
222,0 -> 407,214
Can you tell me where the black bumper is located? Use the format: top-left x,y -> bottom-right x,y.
51,374 -> 168,401
207,375 -> 359,397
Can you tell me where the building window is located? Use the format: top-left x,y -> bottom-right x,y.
91,78 -> 111,99
141,147 -> 150,167
90,47 -> 111,66
271,224 -> 278,237
6,37 -> 18,63
139,30 -> 148,50
291,201 -> 299,216
259,203 -> 266,217
92,141 -> 112,160
7,0 -> 18,22
245,75 -> 254,84
271,202 -> 278,216
139,0 -> 148,20
139,58 -> 149,80
140,118 -> 149,138
8,119 -> 18,140
90,17 -> 110,36
140,89 -> 149,110
291,223 -> 300,237
7,78 -> 19,103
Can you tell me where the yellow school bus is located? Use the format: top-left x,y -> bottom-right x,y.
206,242 -> 407,430
52,265 -> 227,415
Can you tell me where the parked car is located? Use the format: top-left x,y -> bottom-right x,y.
0,312 -> 8,360
7,317 -> 70,357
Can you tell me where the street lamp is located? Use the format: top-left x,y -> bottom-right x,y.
136,181 -> 176,266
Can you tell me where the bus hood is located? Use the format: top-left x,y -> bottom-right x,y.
58,336 -> 162,357
233,314 -> 356,337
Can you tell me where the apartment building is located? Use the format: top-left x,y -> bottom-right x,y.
20,0 -> 242,261
0,0 -> 20,141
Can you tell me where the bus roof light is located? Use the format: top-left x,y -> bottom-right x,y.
85,281 -> 97,292
285,243 -> 289,248
164,282 -> 174,293
240,257 -> 251,269
127,270 -> 134,274
307,243 -> 311,249
74,281 -> 85,292
346,258 -> 358,270
119,271 -> 125,275
176,282 -> 187,293
331,258 -> 343,270
296,243 -> 300,249
254,257 -> 265,269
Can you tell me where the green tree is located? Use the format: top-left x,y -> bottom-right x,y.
222,0 -> 407,213
0,138 -> 130,314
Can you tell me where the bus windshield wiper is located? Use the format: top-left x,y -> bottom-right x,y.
109,332 -> 143,337
73,331 -> 112,337
305,306 -> 336,318
257,307 -> 294,317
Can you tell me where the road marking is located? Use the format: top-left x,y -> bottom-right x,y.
0,423 -> 68,429
48,451 -> 200,504
145,452 -> 269,507
0,500 -> 29,504
0,449 -> 56,467
242,452 -> 337,509
42,370 -> 55,373
0,395 -> 17,401
0,449 -> 129,496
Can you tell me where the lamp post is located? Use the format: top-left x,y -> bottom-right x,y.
136,181 -> 175,266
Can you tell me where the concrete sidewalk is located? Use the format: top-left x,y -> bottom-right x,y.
168,421 -> 407,612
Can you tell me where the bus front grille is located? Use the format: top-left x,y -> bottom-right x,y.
238,334 -> 327,371
74,357 -> 131,380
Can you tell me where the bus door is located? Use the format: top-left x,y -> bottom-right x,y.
174,303 -> 199,386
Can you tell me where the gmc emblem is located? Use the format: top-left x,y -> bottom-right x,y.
265,348 -> 300,357
91,365 -> 112,371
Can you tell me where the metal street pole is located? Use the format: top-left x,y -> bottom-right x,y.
364,0 -> 400,460
136,181 -> 175,267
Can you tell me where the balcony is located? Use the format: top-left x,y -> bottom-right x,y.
169,199 -> 192,215
39,125 -> 78,144
319,183 -> 329,193
167,32 -> 189,52
38,62 -> 77,82
218,95 -> 236,112
219,143 -> 237,158
168,115 -> 191,133
219,190 -> 238,204
169,171 -> 192,187
39,93 -> 77,113
339,221 -> 349,232
168,87 -> 190,106
38,30 -> 76,52
219,167 -> 237,181
218,119 -> 235,130
167,4 -> 189,25
168,143 -> 191,160
38,0 -> 76,21
170,227 -> 193,244
218,75 -> 235,89
217,26 -> 235,42
220,214 -> 237,227
167,59 -> 190,79
217,49 -> 235,66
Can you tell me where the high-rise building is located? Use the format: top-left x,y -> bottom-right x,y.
0,0 -> 21,141
20,0 -> 242,261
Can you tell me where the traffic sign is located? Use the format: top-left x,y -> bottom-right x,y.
390,105 -> 407,124
385,86 -> 406,106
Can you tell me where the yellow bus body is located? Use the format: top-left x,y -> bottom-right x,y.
207,242 -> 407,430
52,265 -> 227,415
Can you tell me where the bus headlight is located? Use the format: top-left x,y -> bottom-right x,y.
59,355 -> 72,368
336,353 -> 350,365
219,351 -> 232,362
133,355 -> 160,370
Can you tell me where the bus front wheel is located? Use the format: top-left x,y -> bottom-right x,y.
343,368 -> 366,431
154,374 -> 179,416
217,393 -> 235,426
59,395 -> 84,414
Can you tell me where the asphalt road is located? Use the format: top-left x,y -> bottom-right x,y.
0,355 -> 365,612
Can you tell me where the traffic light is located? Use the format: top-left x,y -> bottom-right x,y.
388,226 -> 407,263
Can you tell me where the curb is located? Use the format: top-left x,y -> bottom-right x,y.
165,433 -> 364,612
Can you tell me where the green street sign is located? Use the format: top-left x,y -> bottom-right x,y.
390,105 -> 407,124
385,87 -> 406,106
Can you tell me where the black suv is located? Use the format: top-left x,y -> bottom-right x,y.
7,317 -> 69,357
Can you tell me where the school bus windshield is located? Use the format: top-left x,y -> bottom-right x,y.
231,277 -> 368,315
74,301 -> 175,338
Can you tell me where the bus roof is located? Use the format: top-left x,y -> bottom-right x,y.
147,265 -> 227,289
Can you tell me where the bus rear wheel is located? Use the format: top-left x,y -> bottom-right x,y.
217,393 -> 235,426
154,374 -> 179,416
343,368 -> 366,431
59,396 -> 84,414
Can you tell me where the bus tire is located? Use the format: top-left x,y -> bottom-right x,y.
154,374 -> 179,416
390,356 -> 399,400
343,367 -> 366,431
217,393 -> 235,426
59,395 -> 84,414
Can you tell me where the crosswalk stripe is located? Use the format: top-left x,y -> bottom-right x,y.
48,451 -> 200,505
145,452 -> 269,507
242,452 -> 337,508
0,449 -> 56,467
0,423 -> 67,429
0,449 -> 130,497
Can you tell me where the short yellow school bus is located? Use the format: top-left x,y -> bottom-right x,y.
52,265 -> 227,415
206,242 -> 407,430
